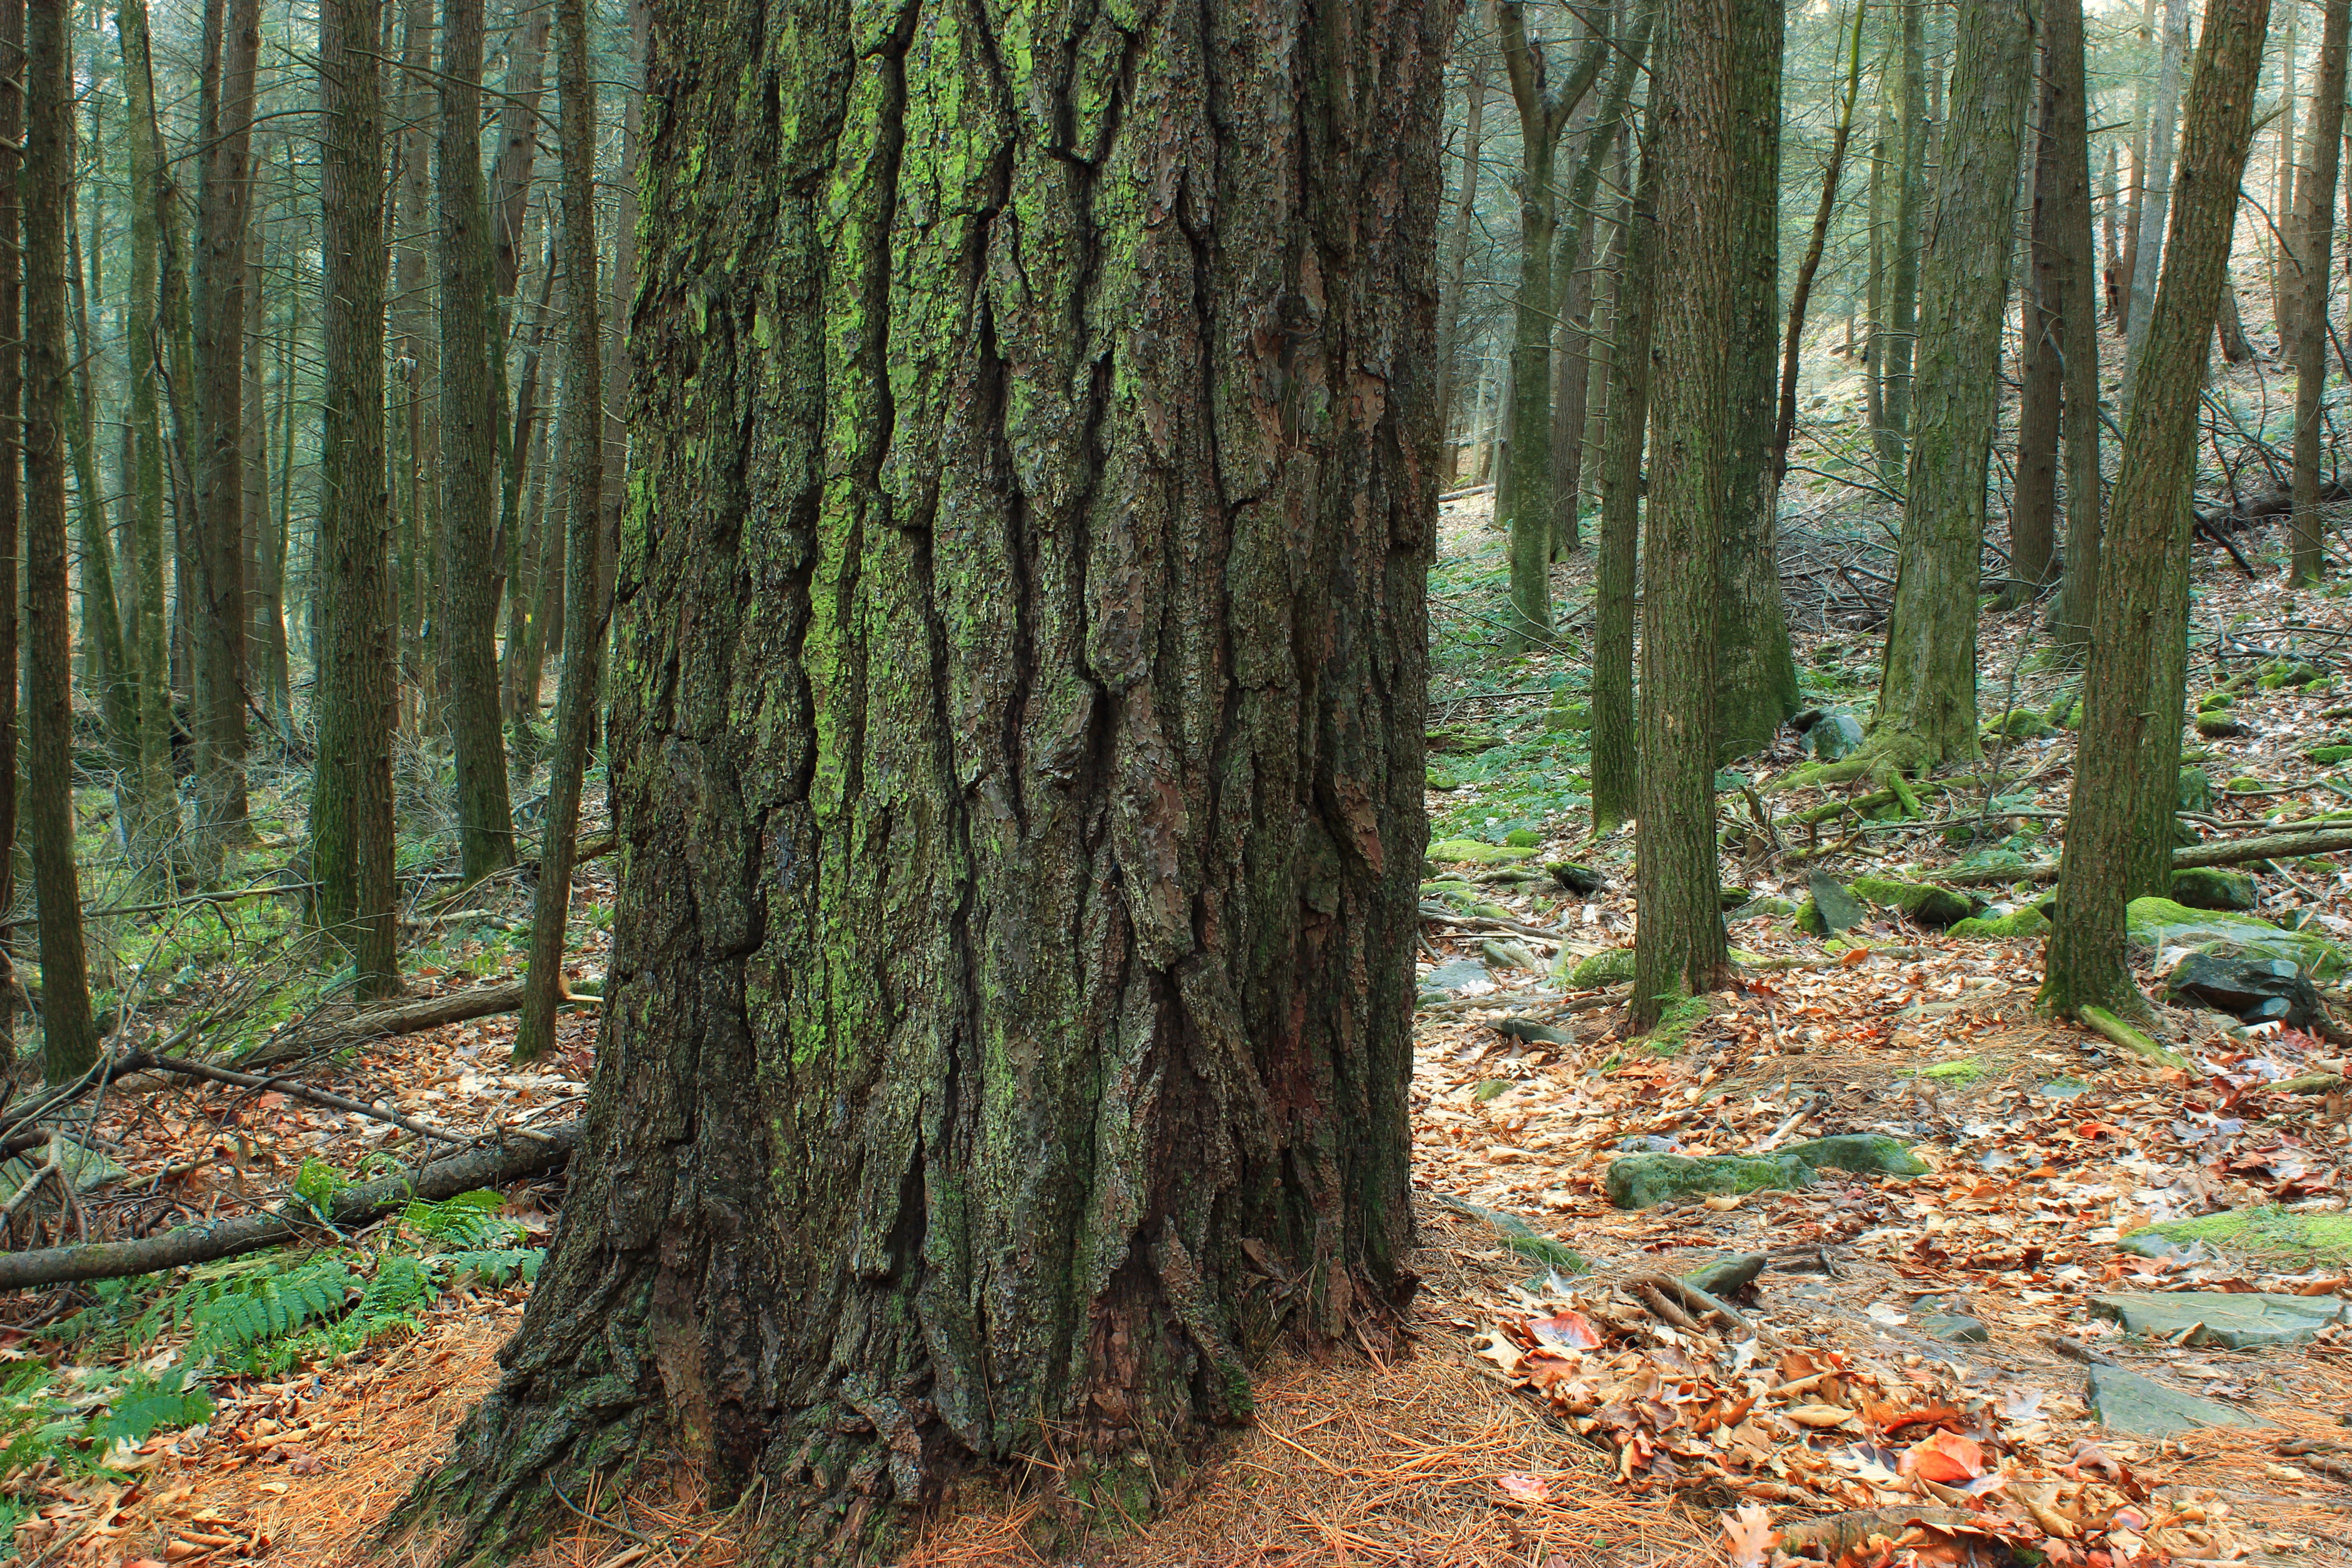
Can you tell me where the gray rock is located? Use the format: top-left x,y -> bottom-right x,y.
1918,1312 -> 1990,1343
2090,1290 -> 2352,1350
1803,872 -> 1869,935
1777,1133 -> 1933,1177
1479,939 -> 1543,972
2170,867 -> 2260,913
1681,1252 -> 1767,1297
1548,862 -> 1604,895
1616,1133 -> 1682,1154
2177,767 -> 2217,814
1422,960 -> 1492,992
2127,897 -> 2348,980
1495,1016 -> 1576,1048
2166,951 -> 2323,1028
1605,1152 -> 1816,1210
1804,712 -> 1867,761
2087,1366 -> 2257,1436
2117,1232 -> 2179,1260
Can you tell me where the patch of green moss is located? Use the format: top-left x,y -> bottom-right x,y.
1426,838 -> 1538,866
1948,905 -> 2052,940
1561,947 -> 1637,988
2141,1206 -> 2352,1267
1921,1057 -> 1988,1082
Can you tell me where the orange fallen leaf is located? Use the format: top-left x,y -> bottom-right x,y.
1902,1430 -> 1985,1485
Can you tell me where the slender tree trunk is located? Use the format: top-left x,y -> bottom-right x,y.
2290,0 -> 2350,585
190,0 -> 260,879
2217,278 -> 2256,360
402,0 -> 1449,1547
313,0 -> 397,996
240,239 -> 270,732
514,387 -> 558,730
2010,47 -> 2066,603
394,0 -> 435,736
120,0 -> 175,872
2276,0 -> 2301,341
1590,157 -> 1651,836
596,0 -> 645,620
2103,141 -> 2122,316
2121,0 -> 2159,333
0,0 -> 22,1038
1634,0 -> 1735,1027
1864,0 -> 2036,777
485,0 -> 548,300
1435,30 -> 1490,449
2047,0 -> 2105,652
1550,200 -> 1596,559
2043,0 -> 2269,1018
511,0 -> 601,1062
2125,0 -> 2191,401
1714,0 -> 1795,761
67,204 -> 133,772
1578,132 -> 1627,514
1773,0 -> 1867,509
495,239 -> 554,718
1878,0 -> 1927,481
257,284 -> 294,739
1865,94 -> 1888,439
25,0 -> 93,1081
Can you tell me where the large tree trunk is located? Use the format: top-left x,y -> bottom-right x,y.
2289,0 -> 2349,586
1863,0 -> 2035,777
1589,154 -> 1653,837
2043,0 -> 2269,1018
406,0 -> 1446,1555
510,0 -> 600,1064
25,0 -> 92,1080
120,0 -> 177,874
438,0 -> 517,884
1635,0 -> 1735,1024
2045,0 -> 2105,652
312,0 -> 397,998
393,0 -> 436,737
1713,0 -> 1795,762
191,0 -> 260,880
0,0 -> 21,1045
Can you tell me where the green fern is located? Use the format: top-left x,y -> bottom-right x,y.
435,1248 -> 544,1286
402,1189 -> 518,1248
164,1257 -> 356,1366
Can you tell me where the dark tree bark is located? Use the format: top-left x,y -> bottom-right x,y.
190,0 -> 260,879
2043,0 -> 2105,652
119,0 -> 176,871
1714,0 -> 1796,762
438,0 -> 517,883
403,0 -> 1447,1555
1435,26 -> 1490,456
25,0 -> 92,1081
2124,0 -> 2191,395
1876,0 -> 1926,480
1635,0 -> 1736,1028
312,0 -> 397,998
1856,0 -> 2036,779
485,0 -> 548,300
2009,51 -> 2066,603
511,0 -> 600,1064
0,0 -> 21,1046
65,204 -> 133,774
1772,0 -> 1867,507
2289,0 -> 2349,586
1590,153 -> 1654,837
2042,0 -> 2269,1017
394,0 -> 436,736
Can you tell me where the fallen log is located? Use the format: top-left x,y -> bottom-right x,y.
1938,826 -> 2352,887
239,980 -> 536,1067
0,1121 -> 581,1292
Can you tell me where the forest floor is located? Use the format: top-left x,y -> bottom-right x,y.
13,487 -> 2352,1567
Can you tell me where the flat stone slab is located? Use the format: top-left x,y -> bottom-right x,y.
2090,1290 -> 2351,1350
1421,960 -> 1493,993
1605,1152 -> 1815,1210
2087,1365 -> 2257,1436
1918,1311 -> 1989,1344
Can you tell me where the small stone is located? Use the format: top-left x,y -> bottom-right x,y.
2091,1290 -> 2351,1350
1802,711 -> 1867,761
1800,873 -> 1869,935
1605,1152 -> 1817,1210
1850,875 -> 1975,929
1504,828 -> 1541,848
2117,1231 -> 2178,1260
2087,1366 -> 2257,1436
1730,895 -> 1800,922
2195,713 -> 2249,738
1616,1133 -> 1682,1154
1681,1252 -> 1767,1298
1948,905 -> 2052,940
1479,939 -> 1542,972
2166,950 -> 2321,1027
1422,960 -> 1491,993
1918,1312 -> 1990,1343
1776,1133 -> 1932,1177
1547,862 -> 1604,895
2169,867 -> 2260,913
1495,1015 -> 1576,1048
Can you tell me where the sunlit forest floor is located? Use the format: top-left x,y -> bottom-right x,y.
19,368 -> 2352,1562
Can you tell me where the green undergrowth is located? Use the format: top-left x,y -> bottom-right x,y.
2134,1205 -> 2352,1268
0,1181 -> 543,1533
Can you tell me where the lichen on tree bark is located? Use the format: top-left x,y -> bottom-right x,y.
399,0 -> 1451,1560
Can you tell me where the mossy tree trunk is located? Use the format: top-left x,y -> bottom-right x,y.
1592,151 -> 1655,838
311,0 -> 397,998
1713,0 -> 1796,763
2289,0 -> 2349,587
2046,0 -> 2104,650
1867,0 -> 2034,777
405,0 -> 1445,1558
2042,0 -> 2267,1018
1875,0 -> 1926,484
1634,0 -> 1735,1027
25,0 -> 93,1082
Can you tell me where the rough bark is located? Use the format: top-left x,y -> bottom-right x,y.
1877,0 -> 1926,480
191,0 -> 260,879
2042,0 -> 2269,1018
25,0 -> 91,1082
401,0 -> 1447,1556
485,0 -> 548,299
2009,54 -> 2065,603
1435,26 -> 1490,451
438,0 -> 517,883
394,0 -> 436,735
312,0 -> 398,998
1865,0 -> 2035,777
1773,0 -> 1867,509
0,0 -> 21,1040
1714,0 -> 1795,762
2124,0 -> 2191,400
1592,153 -> 1655,837
2290,0 -> 2349,586
119,0 -> 176,872
66,203 -> 134,774
2276,0 -> 2302,342
511,0 -> 600,1065
1635,0 -> 1735,1029
2045,0 -> 2105,652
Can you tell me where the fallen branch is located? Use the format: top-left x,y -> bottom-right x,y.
0,1122 -> 581,1292
1940,826 -> 2352,888
1418,905 -> 1565,946
239,981 -> 535,1067
2077,1005 -> 2190,1068
143,1053 -> 472,1146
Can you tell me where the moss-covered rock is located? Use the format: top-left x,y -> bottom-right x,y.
1850,876 -> 1974,928
2195,713 -> 2248,738
1504,828 -> 1541,848
2197,691 -> 2235,713
1427,838 -> 1537,867
2126,897 -> 2348,979
1778,1133 -> 1931,1177
2132,1205 -> 2352,1267
1947,905 -> 2052,940
2309,744 -> 2352,765
1562,946 -> 1637,989
1605,1152 -> 1818,1210
1795,874 -> 1869,935
2168,866 -> 2259,912
1548,861 -> 1603,894
2177,766 -> 2216,813
1730,895 -> 1800,922
1985,709 -> 2057,740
